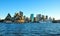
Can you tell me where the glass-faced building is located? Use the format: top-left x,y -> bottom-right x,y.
30,14 -> 34,22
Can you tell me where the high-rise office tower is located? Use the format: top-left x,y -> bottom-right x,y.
30,14 -> 34,22
36,14 -> 41,22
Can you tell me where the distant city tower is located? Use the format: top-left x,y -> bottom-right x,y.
36,14 -> 41,21
30,14 -> 34,22
19,11 -> 23,16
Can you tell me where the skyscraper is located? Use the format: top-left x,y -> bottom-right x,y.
19,11 -> 23,16
36,14 -> 41,22
30,14 -> 34,22
49,17 -> 52,21
41,15 -> 45,21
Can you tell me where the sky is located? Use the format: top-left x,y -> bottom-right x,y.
0,0 -> 60,20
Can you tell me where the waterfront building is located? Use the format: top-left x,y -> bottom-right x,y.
0,11 -> 55,23
46,15 -> 48,19
24,16 -> 26,20
36,14 -> 41,22
13,11 -> 23,19
5,13 -> 12,20
34,17 -> 38,22
48,17 -> 52,23
30,14 -> 34,22
25,17 -> 30,23
41,15 -> 45,21
4,13 -> 12,23
17,16 -> 25,23
52,18 -> 55,21
14,16 -> 25,23
21,16 -> 25,23
19,11 -> 23,16
49,17 -> 52,21
13,12 -> 25,23
13,13 -> 21,22
44,15 -> 48,22
14,13 -> 20,20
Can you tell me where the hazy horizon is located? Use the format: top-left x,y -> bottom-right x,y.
0,0 -> 60,20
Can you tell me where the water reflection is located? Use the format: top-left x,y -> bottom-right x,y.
0,23 -> 60,36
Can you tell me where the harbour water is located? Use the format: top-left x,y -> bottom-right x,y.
0,23 -> 60,36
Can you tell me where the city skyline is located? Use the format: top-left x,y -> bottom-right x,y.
0,11 -> 54,23
0,11 -> 54,20
0,0 -> 60,20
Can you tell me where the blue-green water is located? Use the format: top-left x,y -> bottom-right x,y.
0,23 -> 60,36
